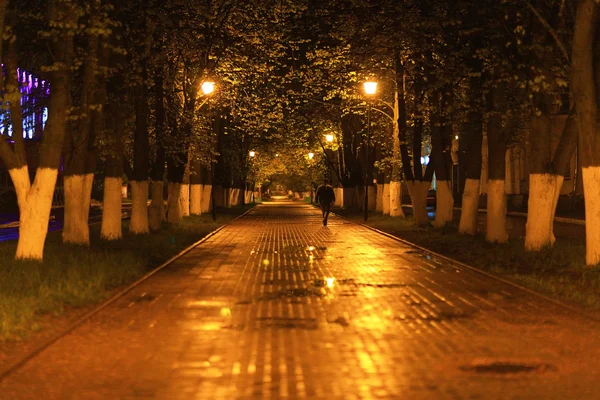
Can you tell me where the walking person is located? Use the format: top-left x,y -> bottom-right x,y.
315,178 -> 336,226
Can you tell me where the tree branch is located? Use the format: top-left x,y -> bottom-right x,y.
523,0 -> 570,61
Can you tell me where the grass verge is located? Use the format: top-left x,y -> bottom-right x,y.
336,209 -> 600,311
0,207 -> 249,340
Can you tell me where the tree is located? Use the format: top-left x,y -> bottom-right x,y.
0,0 -> 78,260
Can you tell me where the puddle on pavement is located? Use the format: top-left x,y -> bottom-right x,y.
460,361 -> 557,374
259,287 -> 324,301
256,317 -> 318,330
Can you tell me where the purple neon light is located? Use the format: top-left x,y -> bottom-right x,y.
1,67 -> 49,139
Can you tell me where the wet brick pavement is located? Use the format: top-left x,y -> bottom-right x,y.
1,202 -> 600,399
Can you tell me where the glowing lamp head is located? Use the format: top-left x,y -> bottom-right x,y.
325,134 -> 334,143
363,81 -> 378,95
308,152 -> 314,160
249,151 -> 255,157
201,81 -> 215,95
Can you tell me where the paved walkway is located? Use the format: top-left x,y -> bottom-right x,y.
2,202 -> 600,399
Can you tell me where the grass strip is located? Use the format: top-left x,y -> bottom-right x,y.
336,209 -> 600,311
0,208 -> 249,340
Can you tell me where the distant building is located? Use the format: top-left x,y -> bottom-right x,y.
0,69 -> 52,211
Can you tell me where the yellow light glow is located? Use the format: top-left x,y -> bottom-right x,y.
455,135 -> 459,140
220,307 -> 232,317
326,277 -> 335,288
308,246 -> 314,251
276,153 -> 279,157
262,259 -> 270,266
201,81 -> 215,95
363,81 -> 378,95
325,134 -> 334,142
249,151 -> 255,157
308,152 -> 314,159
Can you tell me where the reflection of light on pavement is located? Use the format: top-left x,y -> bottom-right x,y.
263,259 -> 270,266
357,351 -> 376,373
326,277 -> 335,288
191,322 -> 221,331
309,255 -> 314,262
220,307 -> 231,317
232,362 -> 241,375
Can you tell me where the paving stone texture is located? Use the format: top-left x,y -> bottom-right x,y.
1,202 -> 600,400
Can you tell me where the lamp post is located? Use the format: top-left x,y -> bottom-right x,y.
308,152 -> 315,204
201,80 -> 217,220
363,80 -> 377,221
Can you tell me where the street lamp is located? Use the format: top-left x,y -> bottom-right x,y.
201,81 -> 215,95
308,152 -> 315,204
249,151 -> 255,157
325,134 -> 334,143
200,80 -> 217,220
363,80 -> 377,221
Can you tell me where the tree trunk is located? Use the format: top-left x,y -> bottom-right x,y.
167,182 -> 182,223
180,183 -> 190,217
390,54 -> 406,218
459,179 -> 480,235
201,167 -> 212,213
389,181 -> 404,217
62,175 -> 93,244
15,168 -> 59,259
572,0 -> 600,265
406,180 -> 429,226
149,180 -> 164,231
376,183 -> 384,212
382,182 -> 390,215
130,181 -> 149,233
149,73 -> 166,231
7,3 -> 75,260
190,157 -> 203,215
102,176 -> 122,240
486,112 -> 508,243
458,105 -> 484,235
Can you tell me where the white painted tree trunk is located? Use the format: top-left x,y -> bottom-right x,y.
167,182 -> 182,223
62,174 -> 93,245
434,180 -> 454,228
190,184 -> 202,215
101,177 -> 123,240
382,184 -> 390,215
129,180 -> 149,234
389,181 -> 404,217
376,184 -> 384,212
11,167 -> 58,260
458,179 -> 480,235
201,184 -> 212,213
149,180 -> 163,231
582,167 -> 600,265
180,183 -> 190,217
525,174 -> 563,251
334,188 -> 344,208
486,179 -> 508,243
406,181 -> 429,226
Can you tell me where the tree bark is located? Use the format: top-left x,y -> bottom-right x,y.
486,110 -> 508,243
458,99 -> 484,235
129,81 -> 150,234
572,0 -> 600,265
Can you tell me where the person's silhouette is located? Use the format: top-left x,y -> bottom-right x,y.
315,178 -> 336,226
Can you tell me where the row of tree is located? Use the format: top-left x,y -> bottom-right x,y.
0,0 -> 300,261
264,0 -> 600,266
3,0 -> 600,267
